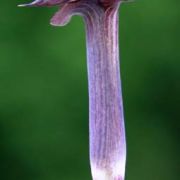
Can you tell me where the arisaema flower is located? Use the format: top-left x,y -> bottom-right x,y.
19,0 -> 128,179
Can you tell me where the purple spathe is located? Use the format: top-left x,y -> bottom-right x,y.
19,0 -> 127,179
85,3 -> 126,179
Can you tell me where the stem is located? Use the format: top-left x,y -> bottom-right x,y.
84,3 -> 126,180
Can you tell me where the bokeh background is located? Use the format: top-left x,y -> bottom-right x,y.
0,0 -> 179,179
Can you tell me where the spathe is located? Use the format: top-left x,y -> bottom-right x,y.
18,0 -> 67,7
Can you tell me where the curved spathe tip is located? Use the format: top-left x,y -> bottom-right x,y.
18,0 -> 44,7
18,0 -> 67,7
18,0 -> 130,27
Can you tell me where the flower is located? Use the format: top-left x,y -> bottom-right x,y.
19,0 -> 128,179
19,0 -> 128,26
19,0 -> 127,7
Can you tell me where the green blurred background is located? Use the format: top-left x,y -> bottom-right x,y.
0,0 -> 179,179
